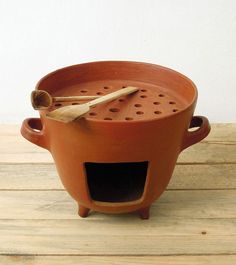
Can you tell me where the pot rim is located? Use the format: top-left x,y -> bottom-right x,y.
35,60 -> 198,124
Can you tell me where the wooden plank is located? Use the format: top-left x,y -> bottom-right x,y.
178,141 -> 236,163
0,163 -> 235,190
169,164 -> 236,190
0,124 -> 236,163
202,123 -> 236,142
0,190 -> 235,219
1,255 -> 236,265
0,125 -> 52,163
0,135 -> 53,163
0,164 -> 63,190
0,218 -> 235,255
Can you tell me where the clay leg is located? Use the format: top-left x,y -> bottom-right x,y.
78,204 -> 90,218
138,206 -> 150,220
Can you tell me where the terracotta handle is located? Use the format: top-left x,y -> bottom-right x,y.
21,118 -> 48,150
181,116 -> 210,151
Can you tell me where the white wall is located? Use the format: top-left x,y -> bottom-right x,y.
0,0 -> 235,123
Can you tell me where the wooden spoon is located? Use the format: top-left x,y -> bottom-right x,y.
31,90 -> 100,110
46,86 -> 139,123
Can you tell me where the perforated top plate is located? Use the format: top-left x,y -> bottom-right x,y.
49,80 -> 188,121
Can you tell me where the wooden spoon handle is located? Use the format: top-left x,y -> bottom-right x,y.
54,95 -> 99,102
87,86 -> 139,107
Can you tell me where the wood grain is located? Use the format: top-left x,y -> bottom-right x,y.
1,255 -> 236,265
0,190 -> 235,219
0,218 -> 235,255
0,164 -> 63,190
202,123 -> 236,142
0,163 -> 235,190
178,141 -> 236,163
169,164 -> 236,190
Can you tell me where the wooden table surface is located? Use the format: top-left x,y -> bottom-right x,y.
0,123 -> 235,264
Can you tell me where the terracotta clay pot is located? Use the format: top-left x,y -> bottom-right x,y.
21,61 -> 210,219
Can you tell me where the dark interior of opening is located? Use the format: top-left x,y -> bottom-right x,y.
85,161 -> 148,203
28,118 -> 43,132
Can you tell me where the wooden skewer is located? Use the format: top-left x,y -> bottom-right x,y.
46,86 -> 139,123
31,90 -> 100,110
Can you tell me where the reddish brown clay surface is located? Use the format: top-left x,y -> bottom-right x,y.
21,61 -> 210,219
47,81 -> 188,121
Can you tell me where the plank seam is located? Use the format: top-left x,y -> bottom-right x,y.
1,217 -> 236,221
1,162 -> 236,165
0,188 -> 236,191
1,253 -> 236,257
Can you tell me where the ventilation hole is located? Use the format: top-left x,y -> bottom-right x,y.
55,103 -> 62,107
140,95 -> 147,98
72,102 -> 79,105
136,111 -> 144,115
134,104 -> 142,107
89,112 -> 97,116
97,92 -> 103,95
104,117 -> 112,120
122,86 -> 126,88
80,90 -> 87,93
154,111 -> 162,114
141,89 -> 147,92
85,161 -> 148,202
125,117 -> 133,121
153,101 -> 160,105
173,109 -> 179,112
159,94 -> 164,97
109,108 -> 120,112
119,99 -> 125,102
104,86 -> 110,90
169,101 -> 176,105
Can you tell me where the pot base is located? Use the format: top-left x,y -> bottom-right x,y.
138,206 -> 150,220
78,204 -> 151,219
78,205 -> 90,218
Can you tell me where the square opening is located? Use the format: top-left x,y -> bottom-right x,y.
85,161 -> 148,203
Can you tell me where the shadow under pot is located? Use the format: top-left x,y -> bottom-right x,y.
21,61 -> 210,219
